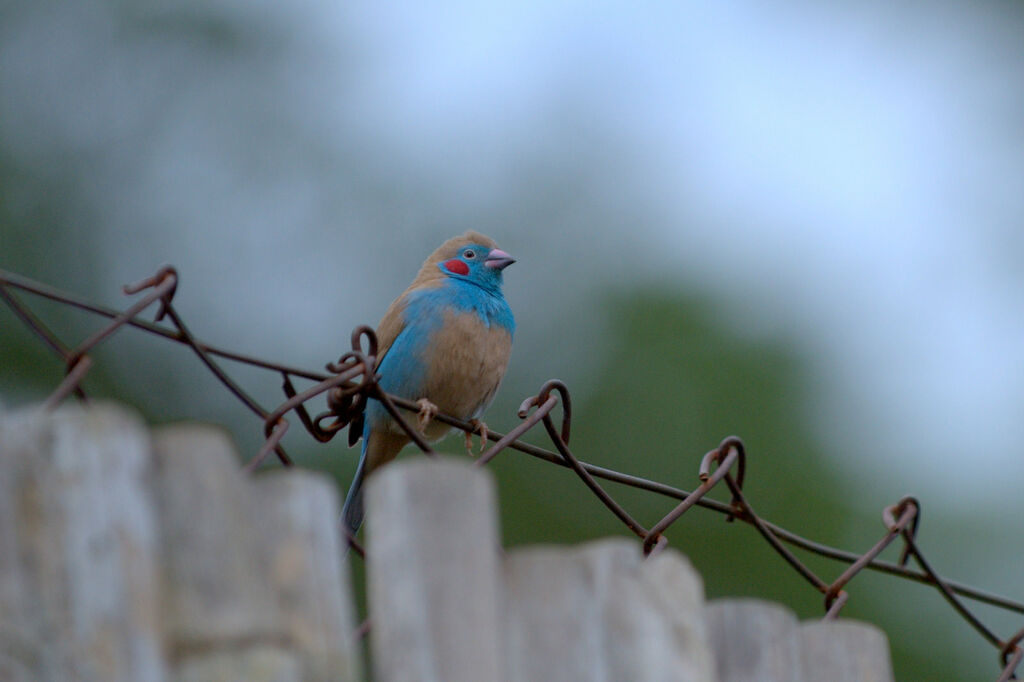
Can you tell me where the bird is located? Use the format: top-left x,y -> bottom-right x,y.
340,231 -> 516,538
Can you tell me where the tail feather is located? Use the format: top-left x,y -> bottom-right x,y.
340,427 -> 410,544
340,437 -> 369,541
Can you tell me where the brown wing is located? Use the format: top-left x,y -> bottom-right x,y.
373,294 -> 407,368
348,289 -> 406,447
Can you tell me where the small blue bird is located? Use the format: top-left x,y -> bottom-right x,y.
341,231 -> 515,537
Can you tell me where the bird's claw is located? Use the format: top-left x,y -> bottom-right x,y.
416,398 -> 438,432
465,419 -> 489,456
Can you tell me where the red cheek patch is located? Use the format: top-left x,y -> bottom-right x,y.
443,259 -> 470,275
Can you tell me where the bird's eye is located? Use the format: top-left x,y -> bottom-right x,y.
463,249 -> 476,259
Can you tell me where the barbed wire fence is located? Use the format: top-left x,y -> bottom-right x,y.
1,265 -> 1022,681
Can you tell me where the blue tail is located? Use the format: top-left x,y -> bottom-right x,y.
340,427 -> 369,542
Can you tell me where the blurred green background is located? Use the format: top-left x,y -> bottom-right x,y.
3,2 -> 1024,679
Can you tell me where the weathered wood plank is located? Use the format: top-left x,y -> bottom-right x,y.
503,538 -> 714,682
0,405 -> 164,682
365,458 -> 503,682
152,425 -> 299,682
254,471 -> 362,682
706,598 -> 802,682
799,620 -> 894,682
174,649 -> 302,682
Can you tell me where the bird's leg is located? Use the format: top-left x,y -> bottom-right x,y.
465,418 -> 489,456
415,398 -> 438,432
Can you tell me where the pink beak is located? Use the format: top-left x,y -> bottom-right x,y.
484,248 -> 516,270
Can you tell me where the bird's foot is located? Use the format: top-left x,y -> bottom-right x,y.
465,419 -> 489,456
416,398 -> 438,432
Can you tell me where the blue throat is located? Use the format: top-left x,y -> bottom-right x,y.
422,277 -> 515,334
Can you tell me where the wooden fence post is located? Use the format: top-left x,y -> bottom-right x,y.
153,425 -> 296,681
153,424 -> 362,682
799,621 -> 894,682
253,471 -> 362,682
706,599 -> 801,682
0,405 -> 164,682
365,457 -> 503,682
503,539 -> 714,682
707,599 -> 895,682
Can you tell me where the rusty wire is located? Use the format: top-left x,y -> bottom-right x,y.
1,265 -> 1023,680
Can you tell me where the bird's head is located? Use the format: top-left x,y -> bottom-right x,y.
414,231 -> 515,292
437,241 -> 515,291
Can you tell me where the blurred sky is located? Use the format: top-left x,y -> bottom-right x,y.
2,0 -> 1023,504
